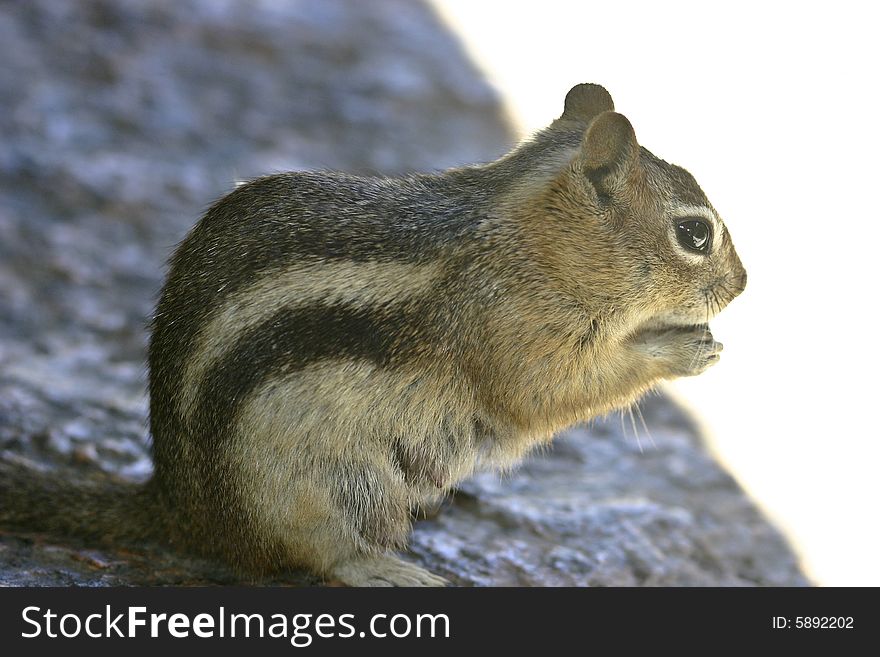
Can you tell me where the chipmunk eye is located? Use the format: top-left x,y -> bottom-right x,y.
676,219 -> 712,254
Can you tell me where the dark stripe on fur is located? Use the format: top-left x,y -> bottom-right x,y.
147,127 -> 580,477
192,301 -> 424,442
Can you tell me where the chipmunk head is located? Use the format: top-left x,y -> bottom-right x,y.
549,84 -> 747,329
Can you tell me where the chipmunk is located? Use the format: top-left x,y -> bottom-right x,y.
0,84 -> 746,586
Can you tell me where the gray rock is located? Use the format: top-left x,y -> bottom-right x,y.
411,395 -> 806,586
0,0 -> 807,586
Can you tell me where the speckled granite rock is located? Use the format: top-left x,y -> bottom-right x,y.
0,0 -> 807,586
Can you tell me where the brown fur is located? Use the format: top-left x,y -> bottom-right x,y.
0,84 -> 746,586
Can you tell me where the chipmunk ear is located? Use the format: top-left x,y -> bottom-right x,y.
560,83 -> 614,122
579,111 -> 640,199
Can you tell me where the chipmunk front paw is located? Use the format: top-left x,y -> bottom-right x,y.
632,324 -> 722,378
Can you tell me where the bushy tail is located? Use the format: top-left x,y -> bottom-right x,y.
0,462 -> 167,547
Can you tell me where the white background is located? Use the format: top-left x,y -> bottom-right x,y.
432,0 -> 879,586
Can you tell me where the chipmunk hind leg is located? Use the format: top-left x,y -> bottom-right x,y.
235,445 -> 445,586
229,375 -> 447,586
322,459 -> 448,587
293,466 -> 448,586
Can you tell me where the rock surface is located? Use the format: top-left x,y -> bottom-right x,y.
0,0 -> 807,586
